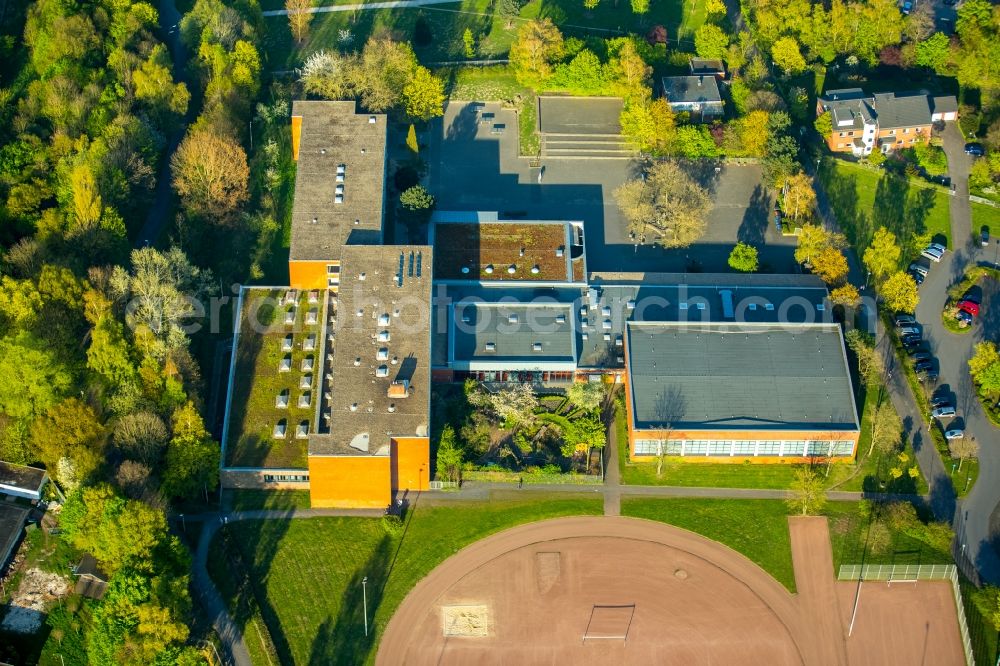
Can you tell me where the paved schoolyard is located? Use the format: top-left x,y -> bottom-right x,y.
428,101 -> 797,274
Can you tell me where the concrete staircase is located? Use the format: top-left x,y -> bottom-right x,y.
540,133 -> 636,159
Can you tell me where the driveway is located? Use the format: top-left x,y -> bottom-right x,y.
918,122 -> 1000,584
428,102 -> 795,274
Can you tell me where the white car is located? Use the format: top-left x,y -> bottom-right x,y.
921,247 -> 944,262
932,406 -> 956,419
945,429 -> 964,440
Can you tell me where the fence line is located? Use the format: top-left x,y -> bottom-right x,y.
838,564 -> 973,666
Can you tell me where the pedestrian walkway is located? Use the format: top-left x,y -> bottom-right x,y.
262,0 -> 459,17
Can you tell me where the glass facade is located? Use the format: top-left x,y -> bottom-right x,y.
633,438 -> 855,458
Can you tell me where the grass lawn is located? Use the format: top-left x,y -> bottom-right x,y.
262,0 -> 688,69
818,157 -> 951,251
622,497 -> 798,590
972,202 -> 1000,240
622,498 -> 956,593
211,495 -> 603,665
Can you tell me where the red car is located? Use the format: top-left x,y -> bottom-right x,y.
957,300 -> 980,317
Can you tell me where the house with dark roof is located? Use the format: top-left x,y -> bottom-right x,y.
817,89 -> 954,156
0,503 -> 30,575
661,75 -> 724,122
0,462 -> 48,502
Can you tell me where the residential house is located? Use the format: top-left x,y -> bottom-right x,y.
661,75 -> 724,122
0,462 -> 48,502
818,89 -> 951,156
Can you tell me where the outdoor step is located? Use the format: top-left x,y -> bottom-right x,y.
542,146 -> 635,155
543,139 -> 631,147
540,132 -> 625,140
540,150 -> 636,159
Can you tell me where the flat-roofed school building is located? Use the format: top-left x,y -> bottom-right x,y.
623,321 -> 860,461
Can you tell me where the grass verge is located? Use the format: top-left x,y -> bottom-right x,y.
211,495 -> 602,665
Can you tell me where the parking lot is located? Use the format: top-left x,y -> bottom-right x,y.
428,101 -> 797,274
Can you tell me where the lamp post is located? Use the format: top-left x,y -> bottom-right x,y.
362,576 -> 369,637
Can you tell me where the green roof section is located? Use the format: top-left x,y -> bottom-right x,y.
626,322 -> 859,432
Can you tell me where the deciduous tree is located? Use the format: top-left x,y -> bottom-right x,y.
403,66 -> 445,121
830,284 -> 861,307
782,172 -> 816,221
950,435 -> 978,470
32,398 -> 107,488
171,129 -> 249,222
815,111 -> 833,139
846,329 -> 884,386
285,0 -> 314,43
509,18 -> 564,83
435,425 -> 463,483
728,242 -> 759,272
863,227 -> 901,283
869,400 -> 901,456
772,36 -> 806,75
614,161 -> 712,248
567,380 -> 605,412
812,246 -> 849,285
619,99 -> 675,153
787,467 -> 826,515
881,271 -> 919,313
400,185 -> 434,211
694,24 -> 729,60
162,402 -> 220,499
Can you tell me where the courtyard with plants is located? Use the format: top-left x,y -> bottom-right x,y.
432,380 -> 609,483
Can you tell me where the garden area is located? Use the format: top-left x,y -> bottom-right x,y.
973,202 -> 1000,243
818,157 -> 952,251
432,380 -> 608,483
207,495 -> 604,665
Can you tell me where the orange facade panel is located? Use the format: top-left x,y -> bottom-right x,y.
392,437 -> 430,493
307,455 -> 391,509
291,115 -> 303,161
289,260 -> 333,291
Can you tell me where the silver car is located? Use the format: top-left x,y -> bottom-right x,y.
945,429 -> 964,440
932,406 -> 956,419
921,247 -> 944,262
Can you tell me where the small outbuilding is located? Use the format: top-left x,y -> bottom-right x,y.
0,503 -> 30,575
0,461 -> 48,502
73,554 -> 109,600
931,96 -> 959,122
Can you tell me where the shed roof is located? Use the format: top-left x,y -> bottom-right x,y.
662,76 -> 722,105
289,101 -> 386,262
626,322 -> 858,431
309,245 -> 433,456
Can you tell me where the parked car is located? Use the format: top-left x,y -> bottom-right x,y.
920,369 -> 939,382
958,300 -> 980,317
945,428 -> 965,440
931,396 -> 952,408
928,242 -> 947,254
921,247 -> 944,262
898,325 -> 921,336
909,269 -> 925,286
901,0 -> 912,13
902,333 -> 922,345
914,359 -> 934,373
909,262 -> 929,277
962,291 -> 981,305
932,406 -> 957,419
965,143 -> 985,157
894,314 -> 917,327
957,310 -> 974,325
982,226 -> 990,247
906,343 -> 928,356
911,351 -> 932,362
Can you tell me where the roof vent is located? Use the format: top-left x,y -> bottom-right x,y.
508,313 -> 519,324
556,247 -> 564,257
321,149 -> 327,155
378,313 -> 390,326
485,265 -> 494,274
354,357 -> 361,366
556,314 -> 566,324
485,341 -> 496,352
532,342 -> 543,351
378,330 -> 390,342
335,194 -> 344,204
311,217 -> 318,224
357,308 -> 364,317
377,348 -> 388,360
388,403 -> 396,412
376,365 -> 389,377
508,265 -> 517,274
336,163 -> 345,174
350,403 -> 358,412
531,266 -> 540,274
358,272 -> 366,281
461,266 -> 470,274
369,115 -> 377,124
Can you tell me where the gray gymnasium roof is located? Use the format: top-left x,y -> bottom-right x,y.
449,302 -> 576,371
626,322 -> 858,431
